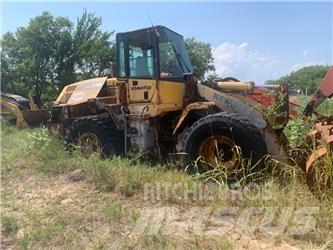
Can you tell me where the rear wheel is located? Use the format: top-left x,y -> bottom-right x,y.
65,116 -> 123,157
182,112 -> 267,177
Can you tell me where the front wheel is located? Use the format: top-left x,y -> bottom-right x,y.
64,116 -> 123,158
181,112 -> 268,177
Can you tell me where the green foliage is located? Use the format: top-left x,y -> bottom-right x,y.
72,10 -> 115,81
266,65 -> 330,94
103,201 -> 140,223
1,124 -> 333,247
284,117 -> 313,147
317,98 -> 333,116
310,151 -> 333,197
0,123 -> 76,174
206,71 -> 220,81
26,126 -> 51,150
103,201 -> 123,219
265,94 -> 289,130
185,37 -> 215,80
217,235 -> 232,250
0,124 -> 195,203
1,10 -> 114,105
32,223 -> 65,242
1,214 -> 19,235
19,236 -> 30,250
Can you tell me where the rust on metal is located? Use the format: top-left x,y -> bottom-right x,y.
306,147 -> 328,173
54,77 -> 107,106
304,67 -> 333,116
198,135 -> 240,171
305,116 -> 333,192
172,101 -> 215,135
216,81 -> 254,92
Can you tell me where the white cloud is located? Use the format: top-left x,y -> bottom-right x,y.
291,61 -> 327,72
212,41 -> 278,83
291,49 -> 328,71
302,49 -> 309,59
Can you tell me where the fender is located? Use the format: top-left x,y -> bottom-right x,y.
197,82 -> 289,162
173,101 -> 215,135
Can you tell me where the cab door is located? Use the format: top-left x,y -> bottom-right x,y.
127,44 -> 157,103
128,79 -> 156,103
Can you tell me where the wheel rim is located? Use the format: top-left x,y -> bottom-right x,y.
78,132 -> 102,157
198,135 -> 240,171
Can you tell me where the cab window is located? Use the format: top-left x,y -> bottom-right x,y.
158,28 -> 193,79
159,42 -> 183,78
118,40 -> 126,78
129,45 -> 154,78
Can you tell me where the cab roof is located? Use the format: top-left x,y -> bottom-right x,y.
116,25 -> 184,38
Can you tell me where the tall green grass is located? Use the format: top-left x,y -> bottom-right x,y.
1,117 -> 333,245
0,122 -> 197,203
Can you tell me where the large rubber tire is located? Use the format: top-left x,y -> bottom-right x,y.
64,116 -> 123,157
182,112 -> 267,173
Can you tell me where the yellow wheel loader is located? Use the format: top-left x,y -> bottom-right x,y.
48,26 -> 332,181
1,92 -> 51,129
49,26 -> 288,172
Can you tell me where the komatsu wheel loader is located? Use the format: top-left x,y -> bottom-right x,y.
48,26 -> 332,178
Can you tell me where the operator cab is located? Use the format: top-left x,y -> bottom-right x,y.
116,26 -> 194,82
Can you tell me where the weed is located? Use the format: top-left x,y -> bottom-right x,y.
1,214 -> 19,235
307,149 -> 333,198
284,117 -> 313,148
26,126 -> 51,150
103,201 -> 124,220
103,201 -> 141,224
217,235 -> 232,250
18,236 -> 30,250
265,94 -> 289,130
1,115 -> 333,248
317,98 -> 333,116
32,222 -> 65,243
139,223 -> 169,249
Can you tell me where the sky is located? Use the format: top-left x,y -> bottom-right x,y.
1,1 -> 332,83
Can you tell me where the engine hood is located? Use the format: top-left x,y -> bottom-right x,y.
54,77 -> 107,106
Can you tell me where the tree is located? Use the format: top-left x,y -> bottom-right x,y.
185,38 -> 215,80
1,11 -> 114,105
1,12 -> 217,104
266,65 -> 330,94
1,12 -> 74,105
72,10 -> 115,81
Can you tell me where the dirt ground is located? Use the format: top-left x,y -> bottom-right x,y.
0,165 -> 312,250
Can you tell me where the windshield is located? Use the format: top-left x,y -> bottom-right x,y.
158,28 -> 193,79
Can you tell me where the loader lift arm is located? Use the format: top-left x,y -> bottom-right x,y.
302,66 -> 333,195
303,66 -> 333,116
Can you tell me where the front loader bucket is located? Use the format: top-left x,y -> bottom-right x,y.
21,109 -> 51,127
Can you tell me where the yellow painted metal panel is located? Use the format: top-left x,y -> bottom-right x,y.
128,79 -> 156,103
106,78 -> 121,86
55,77 -> 107,106
127,80 -> 185,117
159,81 -> 185,105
